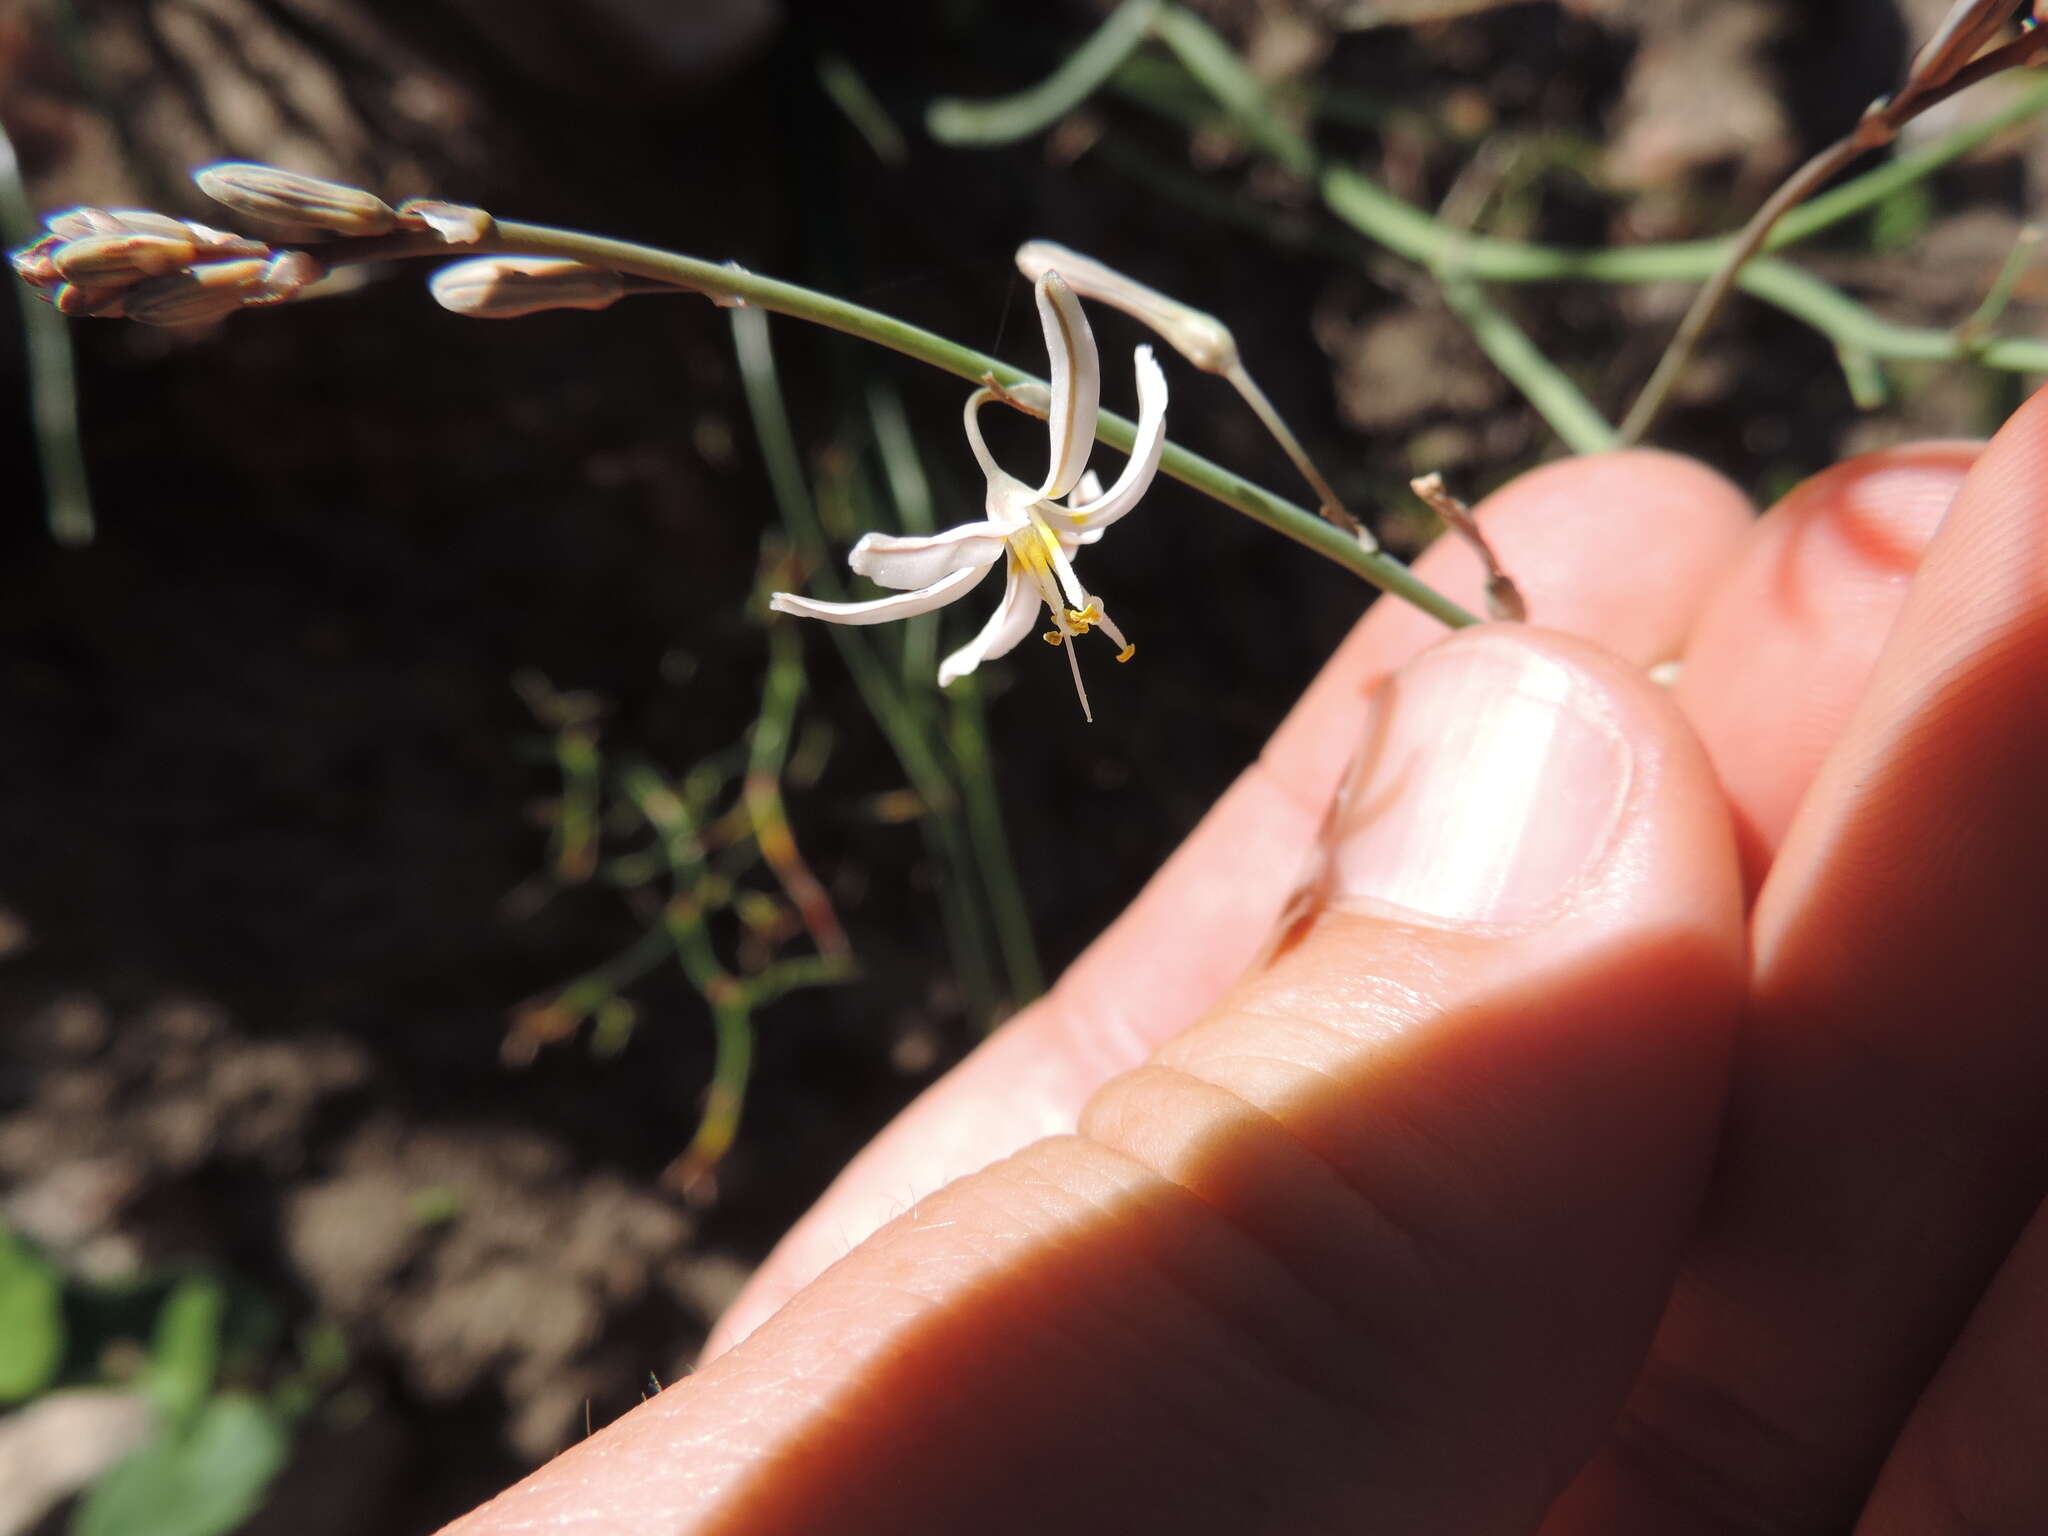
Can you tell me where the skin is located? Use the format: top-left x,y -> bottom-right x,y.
443,387 -> 2048,1535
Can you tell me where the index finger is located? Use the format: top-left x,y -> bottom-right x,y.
707,449 -> 1754,1357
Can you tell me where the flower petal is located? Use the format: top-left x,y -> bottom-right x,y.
938,565 -> 1043,685
1033,270 -> 1100,503
848,522 -> 1007,590
1060,344 -> 1166,535
769,563 -> 988,626
962,387 -> 1005,484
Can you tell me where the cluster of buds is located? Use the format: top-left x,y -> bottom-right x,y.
9,162 -> 495,327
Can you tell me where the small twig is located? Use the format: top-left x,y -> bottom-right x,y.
1410,473 -> 1525,623
1616,116 -> 1896,445
1618,21 -> 2048,444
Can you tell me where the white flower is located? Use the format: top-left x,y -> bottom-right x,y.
768,270 -> 1168,721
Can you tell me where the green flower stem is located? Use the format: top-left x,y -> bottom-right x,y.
927,0 -> 1162,145
867,380 -> 1044,1002
728,305 -> 1003,1021
1147,4 -> 1313,176
358,222 -> 1479,628
1737,255 -> 2048,371
1957,224 -> 2042,347
945,679 -> 1045,1003
1,120 -> 94,545
1438,277 -> 1620,454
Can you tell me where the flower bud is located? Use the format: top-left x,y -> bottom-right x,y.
122,259 -> 270,326
46,208 -> 125,241
53,232 -> 199,287
11,233 -> 64,289
193,162 -> 399,238
104,209 -> 202,241
181,222 -> 272,261
429,257 -> 625,318
396,199 -> 493,245
259,250 -> 327,301
1016,240 -> 1239,374
53,283 -> 129,318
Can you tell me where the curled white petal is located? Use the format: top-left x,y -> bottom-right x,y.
1033,271 -> 1100,502
939,566 -> 1043,686
1060,345 -> 1166,535
962,388 -> 1005,484
769,563 -> 988,626
849,523 -> 1007,590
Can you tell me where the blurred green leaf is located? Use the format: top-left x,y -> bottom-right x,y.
1870,180 -> 1936,254
146,1278 -> 224,1432
73,1393 -> 288,1536
0,1227 -> 65,1402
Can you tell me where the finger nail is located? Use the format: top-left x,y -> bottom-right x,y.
1324,634 -> 1632,926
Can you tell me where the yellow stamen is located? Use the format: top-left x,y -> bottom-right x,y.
1065,599 -> 1101,633
1042,630 -> 1065,646
1115,643 -> 1136,663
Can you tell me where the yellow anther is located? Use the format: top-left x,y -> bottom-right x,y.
1042,629 -> 1065,646
1065,600 -> 1101,633
1115,643 -> 1136,663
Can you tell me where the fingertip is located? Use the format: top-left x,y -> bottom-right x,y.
1367,449 -> 1754,664
1268,449 -> 1753,806
1676,441 -> 1977,877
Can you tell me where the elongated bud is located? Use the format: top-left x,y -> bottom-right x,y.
46,208 -> 125,241
193,161 -> 399,238
122,259 -> 272,326
103,209 -> 200,241
53,232 -> 199,287
397,199 -> 492,245
1016,239 -> 1238,374
430,256 -> 625,318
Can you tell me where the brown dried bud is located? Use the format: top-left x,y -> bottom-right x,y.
53,233 -> 200,287
396,199 -> 493,245
429,257 -> 625,318
193,162 -> 399,238
121,259 -> 271,326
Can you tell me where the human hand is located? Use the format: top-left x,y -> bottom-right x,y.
444,388 -> 2048,1535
